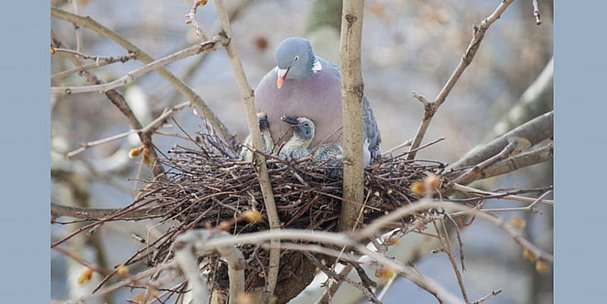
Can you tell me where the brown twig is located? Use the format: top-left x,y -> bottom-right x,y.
66,102 -> 191,159
52,33 -> 165,176
212,0 -> 281,301
532,0 -> 542,25
52,48 -> 135,64
51,7 -> 232,143
471,289 -> 502,304
434,219 -> 469,303
51,36 -> 227,95
478,143 -> 553,181
174,230 -> 245,304
451,138 -> 520,184
407,0 -> 515,160
448,111 -> 553,172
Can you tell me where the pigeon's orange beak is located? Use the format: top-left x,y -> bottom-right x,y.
276,67 -> 289,89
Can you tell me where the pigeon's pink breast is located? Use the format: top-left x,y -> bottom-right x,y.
254,68 -> 343,147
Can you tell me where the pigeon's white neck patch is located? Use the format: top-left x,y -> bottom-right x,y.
312,57 -> 322,73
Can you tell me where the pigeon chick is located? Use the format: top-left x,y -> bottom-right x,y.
240,112 -> 274,161
279,115 -> 315,161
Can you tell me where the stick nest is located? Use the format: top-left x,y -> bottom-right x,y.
134,134 -> 445,294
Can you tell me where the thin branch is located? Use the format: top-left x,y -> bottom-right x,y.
174,230 -> 245,304
303,253 -> 380,304
51,36 -> 227,95
320,264 -> 354,303
407,0 -> 515,160
338,0 -> 365,232
51,7 -> 232,143
448,111 -> 553,172
451,138 -> 519,184
356,200 -> 553,263
52,48 -> 135,65
478,142 -> 553,181
451,183 -> 553,206
472,289 -> 502,304
212,1 -> 281,302
67,102 -> 191,158
434,219 -> 469,303
178,228 -> 463,304
51,203 -> 163,222
52,33 -> 165,175
532,0 -> 542,25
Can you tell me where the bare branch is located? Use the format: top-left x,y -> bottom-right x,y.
407,0 -> 515,160
51,36 -> 227,95
532,0 -> 542,25
51,7 -> 232,143
174,230 -> 245,304
448,111 -> 553,172
479,142 -> 553,181
66,102 -> 191,159
212,0 -> 281,301
179,228 -> 463,304
338,0 -> 365,232
452,184 -> 554,207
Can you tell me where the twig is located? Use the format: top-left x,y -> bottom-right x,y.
51,203 -> 163,222
356,200 -> 553,263
303,253 -> 380,304
212,0 -> 281,302
407,0 -> 515,160
52,48 -> 135,64
177,228 -> 463,304
452,183 -> 554,206
338,0 -> 365,232
383,138 -> 412,155
451,138 -> 519,184
66,102 -> 191,158
532,0 -> 542,25
472,289 -> 502,304
478,143 -> 553,181
71,0 -> 81,52
185,0 -> 209,39
52,33 -> 165,176
51,36 -> 226,95
320,264 -> 354,303
434,219 -> 469,303
448,111 -> 553,172
174,230 -> 245,304
51,7 -> 232,143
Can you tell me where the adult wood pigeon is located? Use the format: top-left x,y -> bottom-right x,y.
254,37 -> 381,164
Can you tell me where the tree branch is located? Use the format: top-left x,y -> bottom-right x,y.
407,0 -> 515,160
51,7 -> 232,143
338,0 -> 365,232
448,111 -> 553,172
212,1 -> 281,302
174,230 -> 245,304
51,36 -> 227,95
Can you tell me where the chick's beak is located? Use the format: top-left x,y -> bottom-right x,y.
281,115 -> 299,126
276,67 -> 289,89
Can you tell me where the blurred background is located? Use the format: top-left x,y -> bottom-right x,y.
51,0 -> 553,303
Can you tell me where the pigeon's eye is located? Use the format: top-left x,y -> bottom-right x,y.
303,122 -> 309,127
294,56 -> 299,61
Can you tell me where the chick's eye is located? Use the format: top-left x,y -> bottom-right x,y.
294,56 -> 299,61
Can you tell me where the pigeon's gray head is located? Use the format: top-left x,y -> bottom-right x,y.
256,112 -> 270,131
275,37 -> 318,88
281,115 -> 315,141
